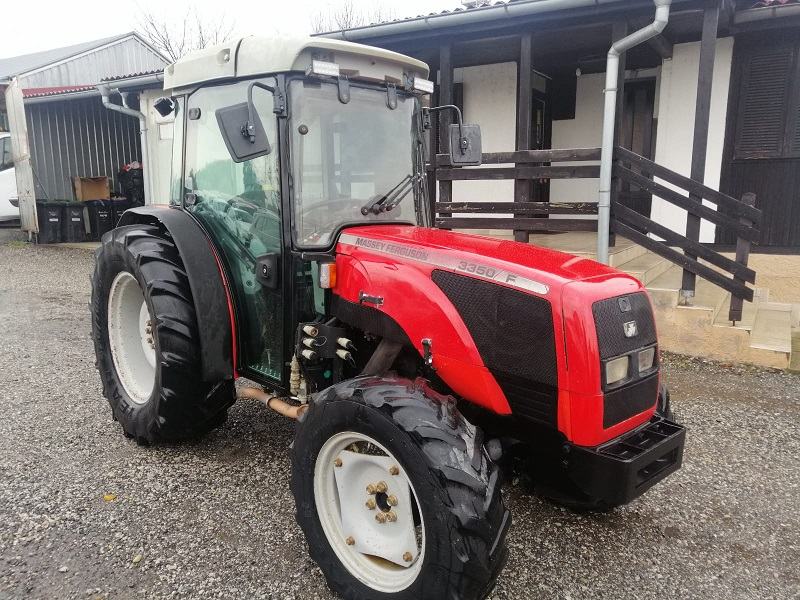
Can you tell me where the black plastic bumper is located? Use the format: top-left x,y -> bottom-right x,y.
566,417 -> 686,506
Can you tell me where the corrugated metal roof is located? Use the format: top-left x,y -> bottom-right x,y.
22,85 -> 97,98
100,69 -> 164,83
0,33 -> 133,79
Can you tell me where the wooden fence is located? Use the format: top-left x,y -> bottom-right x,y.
429,146 -> 763,324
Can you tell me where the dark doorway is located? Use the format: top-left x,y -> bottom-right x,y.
719,32 -> 800,248
619,78 -> 657,217
531,71 -> 552,203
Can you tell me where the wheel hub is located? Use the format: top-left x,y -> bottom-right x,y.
107,271 -> 156,405
314,432 -> 425,593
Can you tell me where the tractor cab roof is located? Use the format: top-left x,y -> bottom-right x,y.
163,35 -> 429,93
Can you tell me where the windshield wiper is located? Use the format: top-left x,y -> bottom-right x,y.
361,174 -> 417,215
383,175 -> 420,213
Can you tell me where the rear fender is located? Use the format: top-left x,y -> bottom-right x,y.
117,206 -> 234,381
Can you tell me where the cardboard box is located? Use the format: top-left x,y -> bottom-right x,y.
72,176 -> 110,202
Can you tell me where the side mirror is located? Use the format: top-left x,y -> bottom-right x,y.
216,81 -> 276,164
425,105 -> 482,167
216,102 -> 271,163
153,97 -> 175,117
448,123 -> 482,166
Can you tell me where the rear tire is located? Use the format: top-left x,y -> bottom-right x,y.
291,376 -> 509,600
91,224 -> 234,443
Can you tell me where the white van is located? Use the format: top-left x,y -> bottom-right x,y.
0,132 -> 19,223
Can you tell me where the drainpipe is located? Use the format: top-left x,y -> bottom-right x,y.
97,84 -> 151,205
597,0 -> 672,265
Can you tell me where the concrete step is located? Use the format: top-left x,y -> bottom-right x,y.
749,302 -> 793,354
617,251 -> 673,286
790,330 -> 800,373
645,264 -> 791,369
648,264 -> 728,317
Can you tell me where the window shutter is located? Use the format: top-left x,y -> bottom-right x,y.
734,50 -> 794,159
792,101 -> 800,156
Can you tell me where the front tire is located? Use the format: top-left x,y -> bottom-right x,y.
91,224 -> 234,443
291,376 -> 509,600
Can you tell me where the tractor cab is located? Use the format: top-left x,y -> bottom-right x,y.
159,36 -> 456,383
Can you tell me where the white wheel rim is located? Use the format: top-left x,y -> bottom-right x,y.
314,431 -> 426,593
107,271 -> 156,405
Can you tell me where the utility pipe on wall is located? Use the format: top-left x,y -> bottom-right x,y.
596,0 -> 672,265
97,84 -> 151,205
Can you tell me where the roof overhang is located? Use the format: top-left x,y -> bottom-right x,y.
163,35 -> 428,92
316,0 -> 700,43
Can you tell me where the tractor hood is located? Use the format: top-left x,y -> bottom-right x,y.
334,224 -> 639,295
332,224 -> 650,447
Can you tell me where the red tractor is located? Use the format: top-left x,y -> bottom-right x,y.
91,36 -> 685,600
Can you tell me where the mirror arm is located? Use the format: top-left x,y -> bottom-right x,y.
244,81 -> 282,143
424,105 -> 468,154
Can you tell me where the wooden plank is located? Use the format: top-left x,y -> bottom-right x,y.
729,192 -> 757,322
438,44 -> 453,154
435,218 -> 597,232
615,146 -> 762,222
683,0 -> 722,296
514,32 -> 534,243
437,165 -> 600,181
435,202 -> 598,215
438,43 -> 453,225
611,220 -> 754,302
434,147 -> 601,166
614,164 -> 760,242
612,202 -> 756,283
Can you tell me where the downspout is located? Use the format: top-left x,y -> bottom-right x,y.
97,84 -> 151,205
597,0 -> 672,265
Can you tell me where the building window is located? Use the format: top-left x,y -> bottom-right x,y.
733,38 -> 800,160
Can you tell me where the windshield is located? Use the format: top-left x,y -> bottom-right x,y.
289,80 -> 425,248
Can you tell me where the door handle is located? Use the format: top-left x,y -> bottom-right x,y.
255,253 -> 280,290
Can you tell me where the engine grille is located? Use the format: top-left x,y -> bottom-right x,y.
593,292 -> 659,428
603,373 -> 660,428
592,292 -> 656,359
432,270 -> 558,427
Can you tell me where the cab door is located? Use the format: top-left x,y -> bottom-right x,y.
182,79 -> 285,382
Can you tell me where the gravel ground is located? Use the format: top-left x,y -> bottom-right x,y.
0,229 -> 798,600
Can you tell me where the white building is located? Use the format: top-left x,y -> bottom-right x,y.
320,0 -> 800,250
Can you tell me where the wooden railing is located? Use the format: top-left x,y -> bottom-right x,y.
428,145 -> 762,325
432,148 -> 601,232
612,147 -> 761,323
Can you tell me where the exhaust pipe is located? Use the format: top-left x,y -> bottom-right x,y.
237,387 -> 309,420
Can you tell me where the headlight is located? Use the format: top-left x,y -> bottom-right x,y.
605,356 -> 630,385
638,347 -> 656,373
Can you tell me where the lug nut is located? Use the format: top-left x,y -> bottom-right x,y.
387,495 -> 398,506
386,511 -> 397,522
403,552 -> 413,563
375,481 -> 388,494
334,458 -> 342,468
345,536 -> 355,546
389,465 -> 400,476
366,483 -> 376,494
375,513 -> 387,524
365,498 -> 376,510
